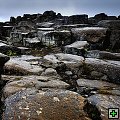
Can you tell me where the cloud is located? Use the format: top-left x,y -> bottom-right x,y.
0,0 -> 119,21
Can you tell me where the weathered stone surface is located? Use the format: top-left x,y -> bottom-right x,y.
3,75 -> 69,98
77,78 -> 120,97
43,53 -> 84,75
71,27 -> 108,43
2,89 -> 91,120
87,94 -> 120,120
4,56 -> 43,75
98,20 -> 120,30
86,50 -> 120,60
68,14 -> 88,24
109,30 -> 120,50
71,27 -> 109,50
43,53 -> 84,65
98,20 -> 120,50
41,68 -> 58,77
56,24 -> 91,30
64,41 -> 88,56
77,79 -> 119,90
94,13 -> 108,22
36,22 -> 54,28
84,58 -> 120,83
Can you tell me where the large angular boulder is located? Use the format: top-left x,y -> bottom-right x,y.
94,13 -> 108,23
64,41 -> 88,56
2,89 -> 91,120
98,20 -> 120,50
77,78 -> 120,96
43,53 -> 84,76
87,94 -> 120,120
71,27 -> 109,50
68,14 -> 88,24
84,58 -> 120,83
86,50 -> 120,60
98,20 -> 120,30
109,30 -> 120,50
4,56 -> 44,75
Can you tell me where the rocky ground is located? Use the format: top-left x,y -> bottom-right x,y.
0,19 -> 120,120
0,45 -> 120,120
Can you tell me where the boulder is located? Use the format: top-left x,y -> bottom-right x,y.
64,41 -> 88,56
84,58 -> 120,83
4,56 -> 44,75
98,20 -> 120,50
77,78 -> 120,97
87,94 -> 120,120
71,27 -> 109,50
94,13 -> 108,23
77,78 -> 119,90
68,14 -> 88,24
86,50 -> 120,60
3,75 -> 69,98
2,89 -> 91,120
109,30 -> 120,50
98,20 -> 120,30
43,53 -> 84,75
41,68 -> 59,77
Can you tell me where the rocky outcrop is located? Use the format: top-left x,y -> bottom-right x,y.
77,78 -> 120,96
94,13 -> 108,23
67,14 -> 88,24
2,89 -> 91,120
43,53 -> 84,76
64,41 -> 88,56
71,27 -> 109,50
98,20 -> 120,50
98,20 -> 120,30
86,50 -> 120,60
84,58 -> 120,83
87,94 -> 120,120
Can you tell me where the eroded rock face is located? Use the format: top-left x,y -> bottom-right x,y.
87,94 -> 120,120
71,27 -> 109,50
2,89 -> 91,120
71,27 -> 108,43
84,58 -> 120,83
98,20 -> 120,50
98,20 -> 120,30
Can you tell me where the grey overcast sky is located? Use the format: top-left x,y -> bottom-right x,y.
0,0 -> 120,22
